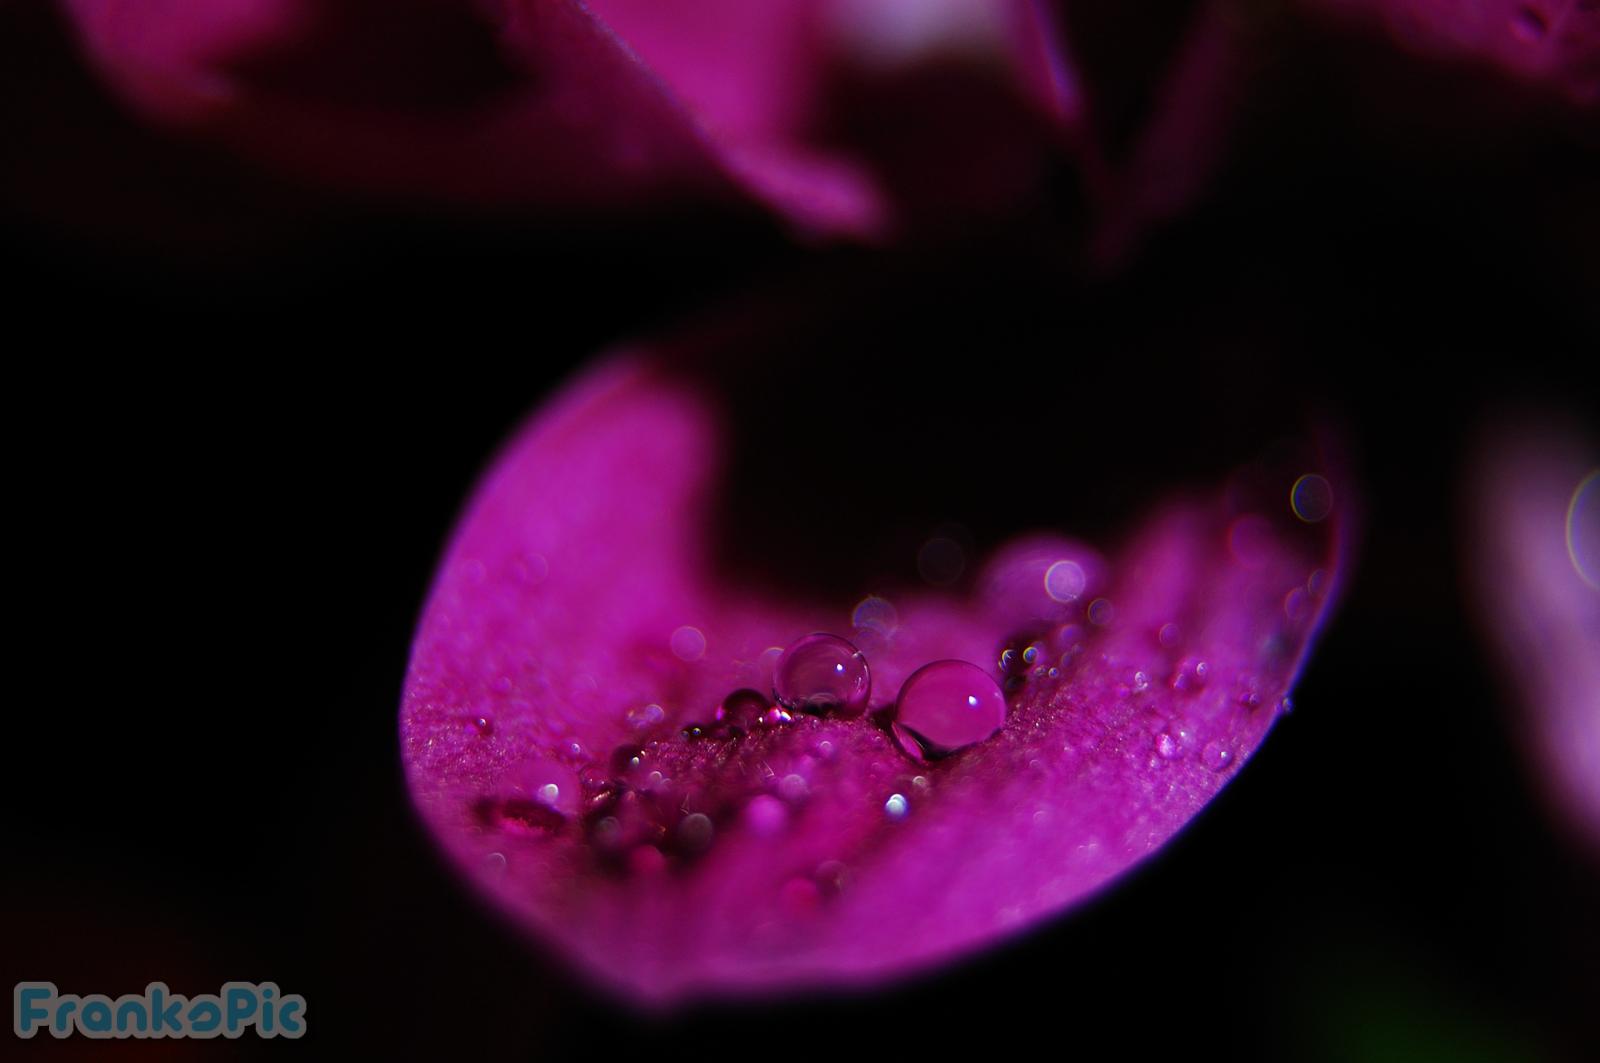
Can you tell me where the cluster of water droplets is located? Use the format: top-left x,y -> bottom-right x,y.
463,465 -> 1336,880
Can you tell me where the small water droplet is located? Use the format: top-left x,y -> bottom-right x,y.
1155,731 -> 1182,759
1171,657 -> 1210,692
610,744 -> 646,775
773,633 -> 871,716
670,625 -> 707,661
1087,598 -> 1115,626
483,851 -> 507,874
1569,470 -> 1600,589
1284,586 -> 1311,623
778,773 -> 810,802
469,716 -> 494,736
998,635 -> 1043,677
1308,568 -> 1329,597
891,659 -> 1007,759
676,812 -> 714,854
1235,677 -> 1262,709
852,596 -> 899,636
884,793 -> 910,819
1158,622 -> 1181,647
1290,473 -> 1334,523
536,783 -> 560,806
714,688 -> 769,733
1044,559 -> 1087,602
1202,740 -> 1234,772
625,703 -> 665,731
763,706 -> 794,726
1131,670 -> 1151,694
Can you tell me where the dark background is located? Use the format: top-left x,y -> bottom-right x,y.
5,4 -> 1598,1060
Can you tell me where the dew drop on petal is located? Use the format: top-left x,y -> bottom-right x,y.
779,773 -> 810,803
884,793 -> 909,819
1155,731 -> 1182,759
1045,559 -> 1087,602
1171,657 -> 1210,692
1087,598 -> 1115,626
469,715 -> 493,736
773,633 -> 871,716
676,812 -> 715,854
625,702 -> 665,731
1202,740 -> 1234,773
715,688 -> 769,732
891,659 -> 1008,759
670,625 -> 707,661
1567,469 -> 1600,589
852,596 -> 899,636
1290,474 -> 1334,523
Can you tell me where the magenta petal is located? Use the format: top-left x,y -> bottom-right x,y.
1309,0 -> 1600,103
401,355 -> 1350,1005
56,0 -> 867,229
1469,420 -> 1600,854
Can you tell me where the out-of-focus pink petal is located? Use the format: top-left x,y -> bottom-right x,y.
1469,420 -> 1600,854
1085,0 -> 1257,267
60,0 -> 741,212
400,353 -> 1350,1005
57,0 -> 1083,234
1309,0 -> 1600,104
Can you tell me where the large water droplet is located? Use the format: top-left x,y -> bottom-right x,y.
891,659 -> 1007,760
774,633 -> 871,716
715,688 -> 768,730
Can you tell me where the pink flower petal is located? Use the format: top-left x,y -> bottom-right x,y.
57,0 -> 1084,234
1468,419 -> 1600,855
60,0 -> 742,213
1308,0 -> 1600,104
400,352 -> 1350,1005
